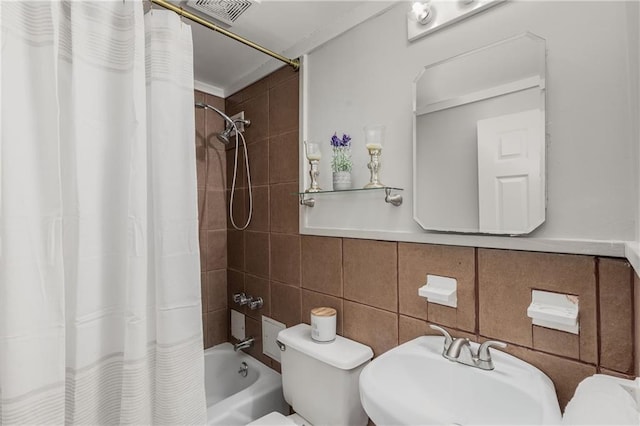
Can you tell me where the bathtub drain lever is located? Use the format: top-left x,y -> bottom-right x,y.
238,361 -> 248,378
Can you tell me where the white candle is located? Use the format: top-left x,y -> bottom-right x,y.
366,143 -> 382,150
306,152 -> 322,161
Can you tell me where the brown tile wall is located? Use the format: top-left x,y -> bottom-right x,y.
223,66 -> 300,367
195,90 -> 230,349
636,272 -> 640,376
301,241 -> 636,410
199,69 -> 637,413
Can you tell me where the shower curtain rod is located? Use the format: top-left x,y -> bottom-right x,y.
149,0 -> 300,71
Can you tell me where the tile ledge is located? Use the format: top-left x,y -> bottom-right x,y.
624,242 -> 640,277
302,227 -> 629,258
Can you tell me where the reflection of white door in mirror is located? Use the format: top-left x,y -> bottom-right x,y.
477,109 -> 545,234
412,32 -> 546,235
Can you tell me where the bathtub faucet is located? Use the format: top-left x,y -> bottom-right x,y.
234,336 -> 255,352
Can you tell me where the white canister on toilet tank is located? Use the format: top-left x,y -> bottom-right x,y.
310,307 -> 337,342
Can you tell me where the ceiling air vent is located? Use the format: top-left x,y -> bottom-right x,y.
185,0 -> 256,26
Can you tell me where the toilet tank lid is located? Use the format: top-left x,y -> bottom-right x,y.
277,324 -> 374,370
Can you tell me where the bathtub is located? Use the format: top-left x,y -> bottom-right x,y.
204,343 -> 289,426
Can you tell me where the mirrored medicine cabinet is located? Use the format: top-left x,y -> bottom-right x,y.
413,32 -> 546,235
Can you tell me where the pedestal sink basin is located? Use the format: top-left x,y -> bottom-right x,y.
359,336 -> 562,425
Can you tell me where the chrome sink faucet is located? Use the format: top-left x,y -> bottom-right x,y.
429,325 -> 506,371
234,336 -> 255,352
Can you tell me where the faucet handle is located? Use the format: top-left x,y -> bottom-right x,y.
445,337 -> 470,359
247,296 -> 263,310
233,292 -> 249,306
429,324 -> 453,351
478,340 -> 507,361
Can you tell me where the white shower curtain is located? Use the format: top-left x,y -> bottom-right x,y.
0,1 -> 206,424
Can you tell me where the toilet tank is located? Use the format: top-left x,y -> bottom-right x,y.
277,324 -> 374,426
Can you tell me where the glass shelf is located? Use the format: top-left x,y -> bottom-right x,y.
296,186 -> 403,207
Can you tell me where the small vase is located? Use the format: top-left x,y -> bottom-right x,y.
332,171 -> 352,191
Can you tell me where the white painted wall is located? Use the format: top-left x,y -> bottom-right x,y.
302,1 -> 639,256
625,0 -> 640,276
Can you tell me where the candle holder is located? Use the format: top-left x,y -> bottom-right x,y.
363,125 -> 386,189
364,145 -> 384,188
305,142 -> 322,193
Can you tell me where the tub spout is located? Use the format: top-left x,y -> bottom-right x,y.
234,337 -> 255,352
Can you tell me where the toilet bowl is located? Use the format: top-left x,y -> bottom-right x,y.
247,412 -> 305,426
562,374 -> 639,425
248,323 -> 373,426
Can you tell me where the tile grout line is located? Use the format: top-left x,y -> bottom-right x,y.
396,241 -> 400,346
594,257 -> 601,372
474,247 -> 480,338
341,237 -> 346,339
630,265 -> 638,375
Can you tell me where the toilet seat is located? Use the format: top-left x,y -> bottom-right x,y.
562,374 -> 639,425
247,412 -> 310,426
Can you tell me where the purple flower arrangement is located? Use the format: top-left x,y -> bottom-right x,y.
331,133 -> 352,148
330,132 -> 353,173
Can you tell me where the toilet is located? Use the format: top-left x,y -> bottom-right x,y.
248,323 -> 374,426
562,374 -> 639,425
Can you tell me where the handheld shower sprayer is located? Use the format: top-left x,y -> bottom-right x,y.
195,102 -> 252,230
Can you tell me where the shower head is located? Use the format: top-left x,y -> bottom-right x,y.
195,102 -> 250,146
217,127 -> 232,145
217,118 -> 251,145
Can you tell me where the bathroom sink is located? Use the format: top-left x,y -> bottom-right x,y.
359,336 -> 562,425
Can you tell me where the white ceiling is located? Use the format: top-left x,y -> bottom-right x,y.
178,0 -> 397,97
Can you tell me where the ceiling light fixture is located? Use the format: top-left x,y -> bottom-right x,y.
412,1 -> 433,25
407,0 -> 506,42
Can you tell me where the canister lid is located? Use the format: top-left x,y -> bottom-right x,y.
311,307 -> 337,317
277,323 -> 373,370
